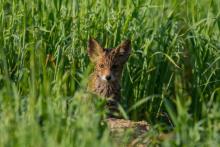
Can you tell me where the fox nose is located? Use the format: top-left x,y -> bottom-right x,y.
106,75 -> 111,81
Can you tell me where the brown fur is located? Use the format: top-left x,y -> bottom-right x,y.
87,38 -> 131,116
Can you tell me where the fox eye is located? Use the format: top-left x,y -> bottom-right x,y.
111,64 -> 118,69
99,64 -> 104,68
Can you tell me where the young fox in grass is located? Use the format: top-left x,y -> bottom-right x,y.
87,38 -> 131,117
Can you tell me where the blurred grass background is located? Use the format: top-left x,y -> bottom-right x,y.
0,0 -> 220,146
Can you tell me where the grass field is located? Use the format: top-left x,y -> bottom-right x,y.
0,0 -> 220,146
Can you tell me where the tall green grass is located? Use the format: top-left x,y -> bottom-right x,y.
0,0 -> 220,146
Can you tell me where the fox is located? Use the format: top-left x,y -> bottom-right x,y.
87,38 -> 131,117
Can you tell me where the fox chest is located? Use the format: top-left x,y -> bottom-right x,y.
95,82 -> 120,98
89,76 -> 121,100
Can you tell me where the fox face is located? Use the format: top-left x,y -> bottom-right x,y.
88,38 -> 131,82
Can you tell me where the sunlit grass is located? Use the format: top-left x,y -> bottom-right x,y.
0,0 -> 220,146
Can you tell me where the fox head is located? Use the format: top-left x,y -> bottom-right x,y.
88,38 -> 131,82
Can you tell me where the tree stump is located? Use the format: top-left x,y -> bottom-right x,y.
106,118 -> 151,146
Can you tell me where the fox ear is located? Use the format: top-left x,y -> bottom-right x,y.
115,40 -> 131,62
88,38 -> 103,62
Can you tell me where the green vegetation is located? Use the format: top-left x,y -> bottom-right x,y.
0,0 -> 220,146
